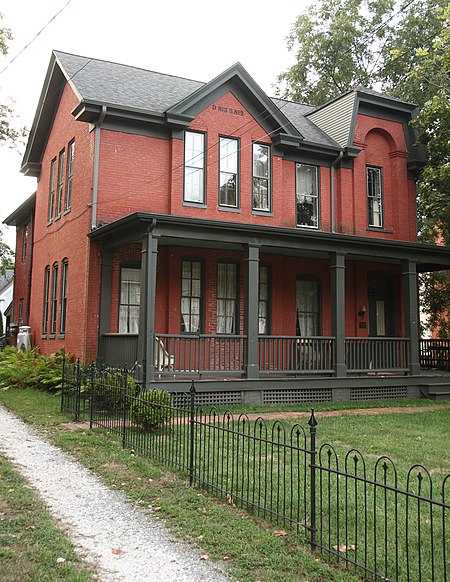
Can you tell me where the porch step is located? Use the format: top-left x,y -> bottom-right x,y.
421,383 -> 450,400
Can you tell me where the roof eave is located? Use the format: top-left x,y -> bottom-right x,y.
3,192 -> 36,226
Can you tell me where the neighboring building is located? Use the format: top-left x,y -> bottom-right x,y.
0,268 -> 14,335
4,50 -> 450,401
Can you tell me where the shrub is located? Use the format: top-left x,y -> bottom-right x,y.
90,369 -> 136,412
130,389 -> 172,432
0,347 -> 64,393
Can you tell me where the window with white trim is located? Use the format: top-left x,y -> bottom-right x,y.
184,131 -> 205,203
219,137 -> 238,207
65,140 -> 74,211
296,278 -> 320,336
119,268 -> 140,333
50,262 -> 58,335
296,164 -> 319,228
55,149 -> 65,218
367,166 -> 383,228
252,143 -> 270,211
42,266 -> 50,335
59,259 -> 68,335
48,158 -> 56,223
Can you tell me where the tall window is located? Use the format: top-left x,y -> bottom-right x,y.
65,140 -> 74,211
55,150 -> 65,218
181,259 -> 202,333
119,268 -> 140,333
59,259 -> 68,335
367,167 -> 383,228
252,143 -> 270,211
296,278 -> 320,336
259,265 -> 270,335
22,224 -> 29,262
42,266 -> 50,335
184,131 -> 205,203
50,262 -> 58,335
217,262 -> 237,334
48,158 -> 56,222
219,137 -> 238,207
296,164 -> 319,228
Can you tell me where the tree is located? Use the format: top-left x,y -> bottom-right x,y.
277,0 -> 446,108
0,227 -> 14,275
0,13 -> 24,145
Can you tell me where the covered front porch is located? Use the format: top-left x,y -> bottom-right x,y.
91,212 -> 450,399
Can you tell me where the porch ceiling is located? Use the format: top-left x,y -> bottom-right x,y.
89,212 -> 450,272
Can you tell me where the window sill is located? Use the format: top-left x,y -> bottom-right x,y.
58,334 -> 65,339
183,201 -> 207,209
54,214 -> 61,222
296,224 -> 319,230
63,208 -> 71,215
48,334 -> 56,339
47,220 -> 53,227
41,334 -> 47,340
252,210 -> 273,217
217,206 -> 241,213
367,227 -> 393,234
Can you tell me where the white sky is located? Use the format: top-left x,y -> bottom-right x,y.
0,0 -> 309,248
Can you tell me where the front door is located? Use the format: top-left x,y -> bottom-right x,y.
368,273 -> 394,337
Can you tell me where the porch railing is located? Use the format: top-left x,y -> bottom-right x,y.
157,334 -> 246,376
258,336 -> 334,374
98,333 -> 414,377
345,337 -> 409,373
420,338 -> 450,370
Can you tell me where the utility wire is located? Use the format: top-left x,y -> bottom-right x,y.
0,0 -> 73,75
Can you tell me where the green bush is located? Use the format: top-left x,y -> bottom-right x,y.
130,389 -> 172,432
0,347 -> 64,393
91,370 -> 136,411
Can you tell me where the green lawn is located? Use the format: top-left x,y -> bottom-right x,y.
1,387 -> 449,582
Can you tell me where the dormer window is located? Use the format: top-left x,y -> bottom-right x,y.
184,131 -> 205,204
367,166 -> 383,228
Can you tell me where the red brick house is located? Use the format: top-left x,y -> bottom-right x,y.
5,50 -> 450,402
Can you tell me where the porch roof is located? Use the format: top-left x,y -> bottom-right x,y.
89,212 -> 450,273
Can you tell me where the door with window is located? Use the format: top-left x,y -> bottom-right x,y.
368,273 -> 394,337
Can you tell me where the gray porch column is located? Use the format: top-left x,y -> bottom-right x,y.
138,230 -> 159,385
244,243 -> 260,379
402,259 -> 420,375
330,252 -> 346,377
97,250 -> 113,363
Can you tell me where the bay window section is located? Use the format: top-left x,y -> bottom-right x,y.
296,277 -> 320,336
42,266 -> 50,336
55,150 -> 65,218
181,259 -> 202,333
59,259 -> 68,335
65,140 -> 74,211
50,262 -> 58,335
184,131 -> 205,204
367,166 -> 383,227
296,164 -> 319,228
219,137 -> 238,207
252,143 -> 270,211
48,158 -> 56,223
119,268 -> 140,333
217,262 -> 238,334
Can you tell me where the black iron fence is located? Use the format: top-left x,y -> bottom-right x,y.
61,362 -> 449,581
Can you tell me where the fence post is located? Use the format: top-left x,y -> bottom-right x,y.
122,368 -> 128,449
89,364 -> 95,430
308,409 -> 318,550
75,358 -> 81,421
60,353 -> 66,412
189,380 -> 196,486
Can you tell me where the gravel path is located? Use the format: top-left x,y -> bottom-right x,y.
0,405 -> 230,581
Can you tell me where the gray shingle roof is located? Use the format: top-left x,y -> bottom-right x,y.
54,51 -> 341,149
54,51 -> 204,113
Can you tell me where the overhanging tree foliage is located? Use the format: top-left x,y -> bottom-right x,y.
277,0 -> 447,108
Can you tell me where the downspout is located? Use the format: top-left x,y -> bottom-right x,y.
330,151 -> 343,233
91,105 -> 107,230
